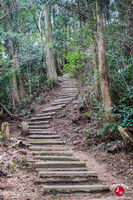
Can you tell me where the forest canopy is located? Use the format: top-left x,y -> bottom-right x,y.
0,0 -> 133,133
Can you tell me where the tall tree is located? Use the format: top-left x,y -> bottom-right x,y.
85,0 -> 100,100
96,0 -> 113,121
33,10 -> 45,89
44,5 -> 57,80
5,0 -> 21,111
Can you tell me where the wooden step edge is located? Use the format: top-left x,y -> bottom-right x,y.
32,151 -> 73,155
29,121 -> 50,124
36,178 -> 98,184
28,140 -> 64,144
35,167 -> 87,171
35,161 -> 86,168
42,105 -> 65,112
29,130 -> 55,133
35,156 -> 79,161
39,171 -> 97,177
42,184 -> 110,193
29,146 -> 66,150
36,112 -> 55,116
85,198 -> 131,200
29,135 -> 60,139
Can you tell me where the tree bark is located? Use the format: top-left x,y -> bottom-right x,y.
77,0 -> 82,28
85,1 -> 100,101
91,41 -> 100,101
18,71 -> 26,101
96,0 -> 113,122
33,13 -> 45,88
44,5 -> 57,80
5,0 -> 21,111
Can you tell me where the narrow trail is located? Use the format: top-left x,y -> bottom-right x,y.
28,75 -> 126,199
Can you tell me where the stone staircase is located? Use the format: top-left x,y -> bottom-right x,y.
28,76 -> 111,197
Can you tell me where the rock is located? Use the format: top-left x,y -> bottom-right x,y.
73,141 -> 78,145
1,122 -> 10,142
19,149 -> 28,155
21,122 -> 29,136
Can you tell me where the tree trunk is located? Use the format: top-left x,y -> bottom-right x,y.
96,0 -> 113,122
18,71 -> 26,101
33,13 -> 45,89
39,34 -> 45,88
91,41 -> 100,101
44,5 -> 57,80
11,76 -> 21,110
5,0 -> 21,111
85,1 -> 100,101
77,0 -> 82,28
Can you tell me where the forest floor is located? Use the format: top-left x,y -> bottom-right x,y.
0,80 -> 133,200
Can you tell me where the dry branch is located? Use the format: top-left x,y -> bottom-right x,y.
0,103 -> 16,118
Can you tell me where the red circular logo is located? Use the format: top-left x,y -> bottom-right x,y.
115,186 -> 125,196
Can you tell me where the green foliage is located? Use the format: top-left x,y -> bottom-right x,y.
21,157 -> 28,168
62,50 -> 91,78
6,161 -> 18,173
36,93 -> 48,103
22,109 -> 31,117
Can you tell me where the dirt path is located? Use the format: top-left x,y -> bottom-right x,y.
0,76 -> 132,200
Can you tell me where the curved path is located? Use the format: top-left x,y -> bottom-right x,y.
28,76 -> 122,199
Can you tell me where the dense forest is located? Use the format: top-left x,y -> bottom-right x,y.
0,0 -> 133,199
0,0 -> 132,135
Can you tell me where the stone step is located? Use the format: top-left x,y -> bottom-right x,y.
52,101 -> 70,105
59,96 -> 76,100
61,86 -> 75,88
35,155 -> 79,161
29,125 -> 51,129
60,93 -> 77,96
61,88 -> 75,91
36,167 -> 87,171
29,135 -> 60,139
32,151 -> 73,156
29,146 -> 66,151
37,178 -> 98,185
36,161 -> 86,168
36,112 -> 56,117
55,98 -> 73,102
61,87 -> 77,90
29,129 -> 55,134
62,80 -> 76,83
29,140 -> 64,145
60,92 -> 77,95
42,184 -> 110,194
61,90 -> 78,92
31,116 -> 52,121
39,171 -> 97,178
61,85 -> 75,87
51,102 -> 67,106
28,121 -> 50,125
59,96 -> 75,99
42,105 -> 65,113
54,99 -> 71,103
61,85 -> 76,87
86,198 -> 131,200
61,92 -> 77,95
